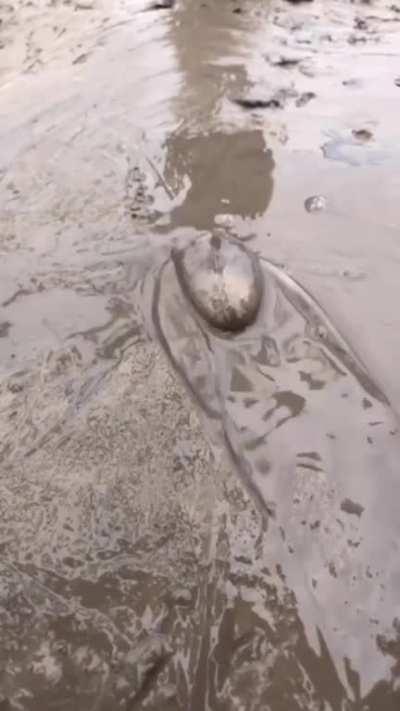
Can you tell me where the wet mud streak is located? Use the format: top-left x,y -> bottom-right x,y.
150,246 -> 400,704
151,258 -> 221,421
262,259 -> 389,405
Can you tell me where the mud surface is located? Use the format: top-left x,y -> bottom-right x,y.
1,0 -> 400,708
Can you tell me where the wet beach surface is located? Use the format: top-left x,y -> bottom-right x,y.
1,0 -> 400,708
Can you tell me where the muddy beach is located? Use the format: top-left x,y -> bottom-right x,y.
1,0 -> 400,708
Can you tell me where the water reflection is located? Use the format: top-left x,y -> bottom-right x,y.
167,0 -> 255,129
155,0 -> 274,234
163,129 -> 274,231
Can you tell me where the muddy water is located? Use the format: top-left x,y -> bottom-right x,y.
1,0 -> 400,708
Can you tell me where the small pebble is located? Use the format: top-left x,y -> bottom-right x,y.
342,78 -> 362,88
352,128 -> 373,142
304,195 -> 327,213
267,55 -> 301,68
295,91 -> 316,107
149,0 -> 174,8
214,214 -> 234,228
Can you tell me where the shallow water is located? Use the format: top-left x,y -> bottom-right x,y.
1,0 -> 400,708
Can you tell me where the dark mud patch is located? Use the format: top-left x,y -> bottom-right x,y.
234,87 -> 316,112
340,498 -> 365,518
0,321 -> 11,338
352,128 -> 374,142
148,0 -> 175,9
266,54 -> 303,68
233,96 -> 284,110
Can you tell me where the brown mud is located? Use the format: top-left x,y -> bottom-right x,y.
1,0 -> 400,709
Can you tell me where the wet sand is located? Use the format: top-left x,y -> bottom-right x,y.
1,0 -> 400,708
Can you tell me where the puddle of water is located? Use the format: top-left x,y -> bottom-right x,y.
161,129 -> 274,232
